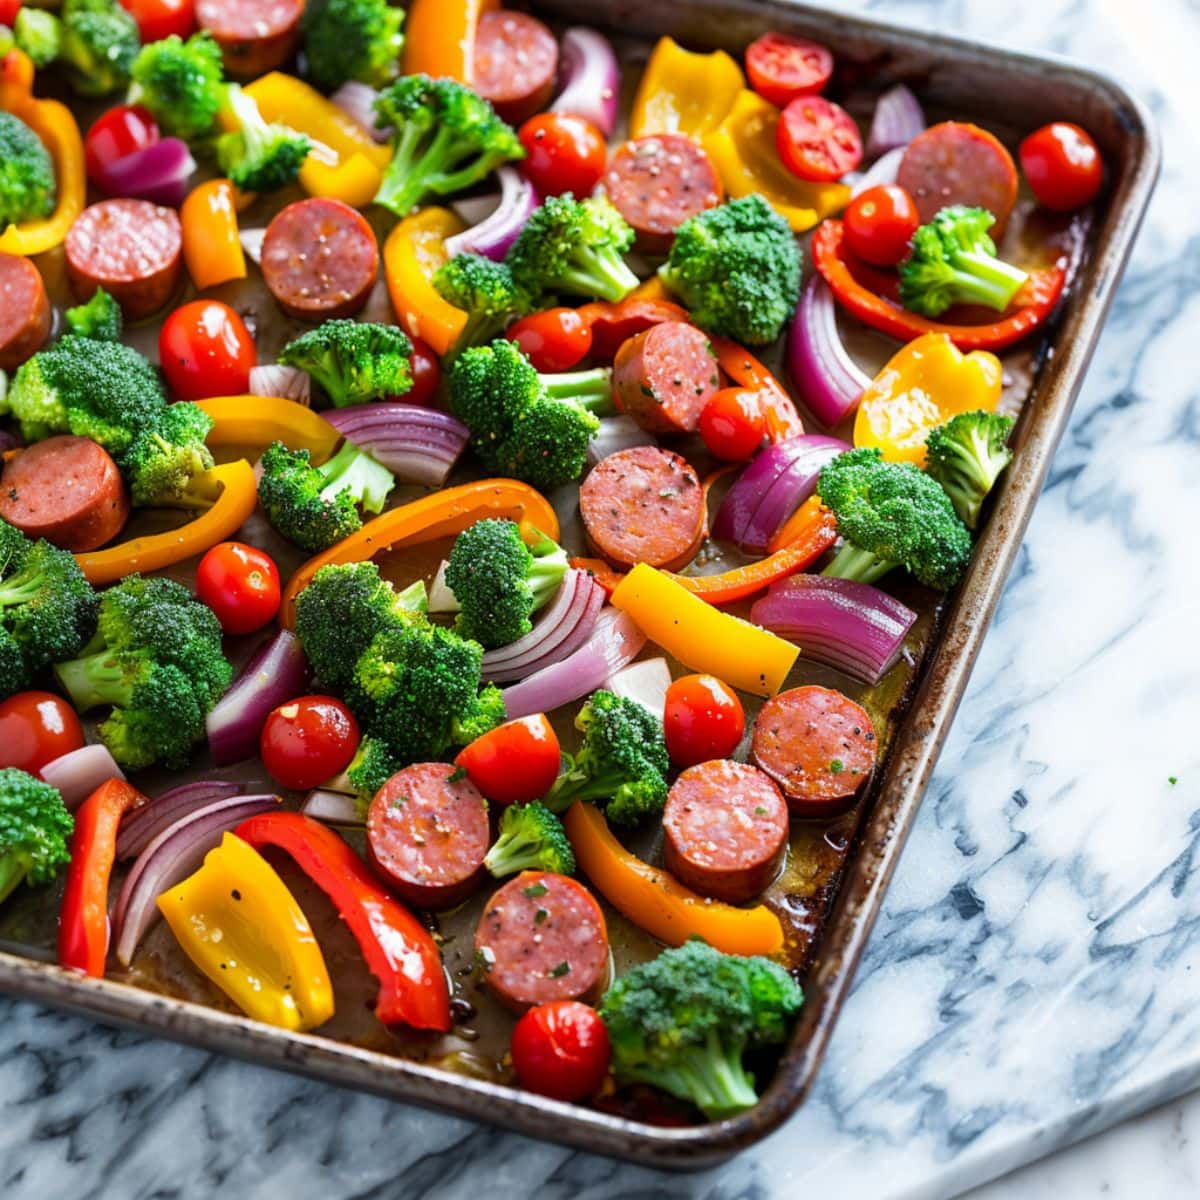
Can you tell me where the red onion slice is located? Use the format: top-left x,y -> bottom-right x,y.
851,145 -> 906,197
331,81 -> 390,143
321,403 -> 470,486
39,744 -> 125,811
787,276 -> 872,428
444,166 -> 540,261
250,364 -> 311,405
551,27 -> 620,137
117,780 -> 244,860
739,435 -> 849,553
96,138 -> 196,208
605,657 -> 671,719
302,789 -> 364,825
865,84 -> 925,159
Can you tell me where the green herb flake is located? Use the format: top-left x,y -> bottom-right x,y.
1169,776 -> 1179,786
829,759 -> 845,775
447,766 -> 468,783
534,908 -> 549,924
522,882 -> 549,899
754,806 -> 767,816
548,961 -> 571,978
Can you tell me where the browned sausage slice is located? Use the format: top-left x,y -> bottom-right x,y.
0,253 -> 50,371
261,197 -> 379,321
663,760 -> 788,902
579,445 -> 705,572
196,0 -> 303,76
0,436 -> 129,552
612,321 -> 720,435
752,685 -> 877,815
474,870 -> 609,1011
472,10 -> 559,126
366,762 -> 490,909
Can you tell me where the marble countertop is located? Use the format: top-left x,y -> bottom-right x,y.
3,1 -> 1196,1197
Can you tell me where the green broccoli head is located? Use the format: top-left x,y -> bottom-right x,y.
303,0 -> 405,92
924,409 -> 1015,529
124,402 -> 220,510
0,768 -> 74,904
64,287 -> 123,341
483,801 -> 575,877
59,0 -> 139,95
449,682 -> 505,746
277,319 -> 414,407
129,32 -> 226,140
13,7 -> 62,68
342,734 -> 401,810
433,253 -> 529,355
0,111 -> 56,230
216,85 -> 311,194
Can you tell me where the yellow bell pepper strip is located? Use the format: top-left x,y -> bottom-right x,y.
75,459 -> 258,586
383,208 -> 469,356
404,0 -> 497,83
180,179 -> 247,291
564,802 -> 784,956
196,396 -> 340,464
158,832 -> 335,1032
709,335 -> 804,442
703,90 -> 850,233
854,332 -> 1003,467
630,37 -> 745,140
0,49 -> 86,256
281,478 -> 559,626
610,563 -> 799,697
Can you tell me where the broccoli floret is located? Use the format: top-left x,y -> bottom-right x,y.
129,32 -> 226,141
124,402 -> 222,510
0,768 -> 73,904
924,410 -> 1015,530
0,110 -> 55,229
372,74 -> 523,218
599,939 -> 804,1120
658,194 -> 801,346
433,254 -> 529,356
277,320 -> 414,408
14,7 -> 61,67
303,0 -> 404,92
216,84 -> 311,194
344,734 -> 401,809
63,287 -> 122,341
59,0 -> 139,95
817,447 -> 973,590
483,802 -> 575,878
545,689 -> 669,827
899,205 -> 1029,318
450,682 -> 505,746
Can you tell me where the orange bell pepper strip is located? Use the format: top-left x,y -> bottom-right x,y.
569,557 -> 626,597
709,335 -> 805,442
630,37 -> 745,140
403,0 -> 498,82
564,802 -> 784,956
180,179 -> 246,290
383,208 -> 468,357
196,395 -> 341,464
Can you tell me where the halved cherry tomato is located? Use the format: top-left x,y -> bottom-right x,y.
1019,122 -> 1102,211
511,1000 -> 611,1101
843,184 -> 920,267
663,674 -> 745,767
261,696 -> 360,792
454,714 -> 561,806
85,105 -> 159,192
404,335 -> 441,406
506,307 -> 594,372
745,31 -> 833,108
0,692 -> 85,775
196,542 -> 281,635
776,95 -> 862,183
518,113 -> 607,198
159,300 -> 256,401
118,0 -> 195,43
699,387 -> 766,461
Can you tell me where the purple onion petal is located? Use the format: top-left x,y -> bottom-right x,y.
96,139 -> 196,208
116,780 -> 243,860
786,276 -> 873,428
865,84 -> 925,159
551,27 -> 620,137
443,167 -> 539,261
39,745 -> 125,812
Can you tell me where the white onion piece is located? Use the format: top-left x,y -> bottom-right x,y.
239,226 -> 266,264
427,560 -> 459,613
551,27 -> 620,137
249,364 -> 311,405
302,789 -> 364,825
451,193 -> 502,226
38,745 -> 125,811
851,146 -> 906,197
605,657 -> 671,719
587,416 -> 656,467
331,81 -> 390,143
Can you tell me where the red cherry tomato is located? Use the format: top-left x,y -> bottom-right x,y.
745,32 -> 834,108
403,335 -> 441,406
511,1000 -> 611,1101
118,0 -> 195,42
0,0 -> 22,30
518,112 -> 607,198
195,542 -> 281,635
663,674 -> 746,767
84,105 -> 160,190
261,696 -> 359,792
843,184 -> 921,267
506,307 -> 594,372
159,300 -> 256,401
1019,122 -> 1103,212
699,387 -> 766,461
776,95 -> 863,183
0,692 -> 85,775
454,714 -> 561,806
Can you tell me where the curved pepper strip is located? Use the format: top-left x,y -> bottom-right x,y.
630,36 -> 745,140
403,0 -> 497,82
564,802 -> 784,956
235,811 -> 451,1031
812,219 -> 1067,352
383,208 -> 468,356
577,296 -> 691,362
709,335 -> 804,442
180,179 -> 246,291
196,396 -> 340,464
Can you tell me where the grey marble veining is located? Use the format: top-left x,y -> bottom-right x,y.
3,1 -> 1196,1197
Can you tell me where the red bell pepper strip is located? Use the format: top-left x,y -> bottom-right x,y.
576,297 -> 690,361
811,219 -> 1067,352
707,335 -> 805,442
59,778 -> 148,977
234,811 -> 451,1032
569,556 -> 626,597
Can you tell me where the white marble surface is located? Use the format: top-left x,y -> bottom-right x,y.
2,1 -> 1196,1197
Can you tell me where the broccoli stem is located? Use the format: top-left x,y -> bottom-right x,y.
483,826 -> 543,876
0,853 -> 28,905
317,442 -> 394,515
541,367 -> 614,415
174,467 -> 228,510
648,1033 -> 760,1119
544,768 -> 621,814
376,123 -> 475,217
527,535 -> 569,610
946,252 -> 1029,311
558,247 -> 640,304
54,651 -> 133,713
821,542 -> 899,586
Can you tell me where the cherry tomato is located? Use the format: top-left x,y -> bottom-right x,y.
85,105 -> 160,190
454,714 -> 561,806
518,113 -> 607,198
511,1000 -> 611,1101
1019,122 -> 1103,212
663,674 -> 745,767
195,542 -> 281,635
699,388 -> 767,461
261,696 -> 360,792
0,692 -> 85,775
745,32 -> 833,108
776,95 -> 863,183
506,307 -> 594,372
0,0 -> 22,29
159,300 -> 256,401
403,335 -> 441,406
118,0 -> 195,42
843,184 -> 921,267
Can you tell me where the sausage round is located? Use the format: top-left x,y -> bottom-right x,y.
0,436 -> 129,552
579,445 -> 705,572
601,135 -> 723,254
261,197 -> 379,321
65,199 -> 182,321
366,762 -> 490,909
752,685 -> 878,815
472,10 -> 559,126
474,871 -> 609,1012
663,760 -> 788,902
0,252 -> 50,370
613,320 -> 720,435
196,0 -> 303,76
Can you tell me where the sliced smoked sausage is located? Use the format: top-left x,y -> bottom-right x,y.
663,760 -> 788,903
196,0 -> 303,76
752,685 -> 877,815
475,870 -> 609,1012
613,320 -> 720,435
472,10 -> 559,126
579,445 -> 705,571
366,762 -> 490,909
0,253 -> 50,371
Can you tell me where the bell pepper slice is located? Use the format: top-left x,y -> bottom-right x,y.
709,335 -> 805,442
196,395 -> 340,464
383,208 -> 468,356
569,556 -> 626,597
235,812 -> 451,1031
403,0 -> 497,82
576,296 -> 691,362
180,179 -> 247,291
158,832 -> 335,1032
630,36 -> 745,140
564,802 -> 784,956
